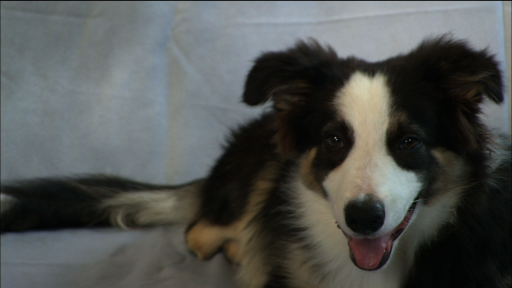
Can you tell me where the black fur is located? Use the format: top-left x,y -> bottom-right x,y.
1,175 -> 176,232
1,36 -> 510,288
199,113 -> 280,225
405,158 -> 511,287
237,35 -> 510,287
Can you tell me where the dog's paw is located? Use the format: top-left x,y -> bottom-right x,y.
223,240 -> 245,264
186,219 -> 227,260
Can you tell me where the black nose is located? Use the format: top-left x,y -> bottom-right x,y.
344,194 -> 385,235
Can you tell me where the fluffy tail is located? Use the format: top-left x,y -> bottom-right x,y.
1,175 -> 203,233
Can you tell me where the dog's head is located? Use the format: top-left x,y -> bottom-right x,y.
243,36 -> 503,270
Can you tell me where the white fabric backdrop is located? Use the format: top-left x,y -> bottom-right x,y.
1,2 -> 510,288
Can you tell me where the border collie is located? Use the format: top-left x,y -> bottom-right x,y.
2,35 -> 510,288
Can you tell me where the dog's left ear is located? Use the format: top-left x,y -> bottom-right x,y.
411,36 -> 504,153
242,39 -> 339,156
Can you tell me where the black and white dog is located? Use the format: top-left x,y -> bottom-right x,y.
2,36 -> 510,288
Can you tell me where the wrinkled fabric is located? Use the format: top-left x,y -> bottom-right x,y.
1,2 -> 510,288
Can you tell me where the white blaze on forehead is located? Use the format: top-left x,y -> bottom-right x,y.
323,72 -> 421,236
337,72 -> 391,149
329,72 -> 392,194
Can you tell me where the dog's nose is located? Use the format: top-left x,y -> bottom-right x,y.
344,194 -> 385,235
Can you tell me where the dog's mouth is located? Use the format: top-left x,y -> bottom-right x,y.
338,200 -> 417,271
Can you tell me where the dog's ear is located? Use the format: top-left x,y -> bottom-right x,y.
411,36 -> 504,153
243,39 -> 339,110
242,40 -> 339,156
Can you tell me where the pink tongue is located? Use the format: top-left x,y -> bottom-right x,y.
349,234 -> 392,270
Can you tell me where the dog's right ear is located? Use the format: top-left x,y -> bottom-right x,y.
242,40 -> 340,157
242,39 -> 339,110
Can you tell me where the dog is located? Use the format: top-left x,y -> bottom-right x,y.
1,35 -> 510,288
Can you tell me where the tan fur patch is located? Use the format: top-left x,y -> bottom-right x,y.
429,148 -> 469,203
223,240 -> 245,264
298,148 -> 324,195
387,109 -> 412,131
186,161 -> 281,261
186,219 -> 232,260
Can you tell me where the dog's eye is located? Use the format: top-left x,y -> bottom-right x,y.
400,137 -> 421,150
325,135 -> 344,149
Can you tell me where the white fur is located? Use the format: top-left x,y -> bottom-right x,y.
487,135 -> 512,172
284,72 -> 470,287
1,193 -> 17,214
292,179 -> 405,288
292,173 -> 463,288
102,182 -> 201,228
324,72 -> 421,237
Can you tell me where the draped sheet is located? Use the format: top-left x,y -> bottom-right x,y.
1,2 -> 510,287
